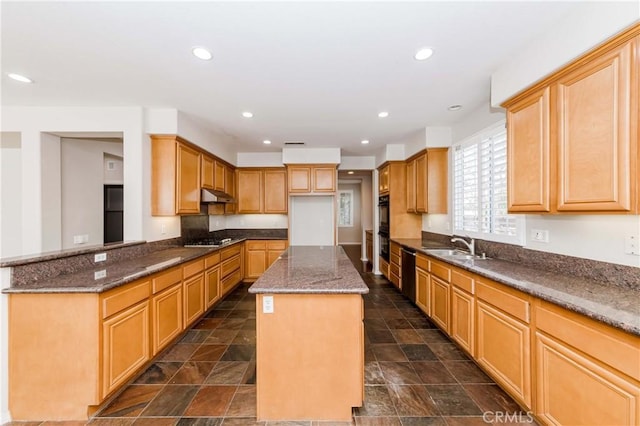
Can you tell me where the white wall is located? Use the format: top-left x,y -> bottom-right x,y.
0,267 -> 10,424
60,138 -> 124,249
491,3 -> 639,105
225,214 -> 288,229
237,152 -> 283,167
290,196 -> 335,246
104,154 -> 124,184
339,156 -> 376,170
282,147 -> 341,164
0,133 -> 22,258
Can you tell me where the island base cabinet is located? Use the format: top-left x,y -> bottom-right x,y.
9,293 -> 100,421
256,294 -> 364,421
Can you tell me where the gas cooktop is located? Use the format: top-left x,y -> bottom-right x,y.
184,237 -> 233,247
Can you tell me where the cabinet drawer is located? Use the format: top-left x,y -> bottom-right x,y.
221,255 -> 241,278
535,301 -> 640,379
476,280 -> 529,323
221,244 -> 242,260
390,273 -> 401,288
247,240 -> 267,250
102,280 -> 151,319
183,258 -> 204,279
416,254 -> 430,272
268,240 -> 287,250
390,252 -> 401,267
389,262 -> 401,278
152,266 -> 182,294
379,257 -> 389,278
451,269 -> 474,294
390,242 -> 401,257
221,269 -> 242,295
430,259 -> 451,282
205,252 -> 221,269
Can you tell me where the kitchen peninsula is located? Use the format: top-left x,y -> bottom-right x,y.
249,246 -> 369,421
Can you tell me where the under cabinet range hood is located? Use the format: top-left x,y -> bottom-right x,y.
201,188 -> 234,203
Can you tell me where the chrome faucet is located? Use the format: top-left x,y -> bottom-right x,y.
451,236 -> 475,256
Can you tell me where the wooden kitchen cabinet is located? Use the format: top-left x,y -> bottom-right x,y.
415,253 -> 430,315
245,240 -> 288,281
406,149 -> 448,214
220,243 -> 243,295
450,268 -> 475,356
379,162 -> 422,239
378,164 -> 389,194
287,164 -> 336,194
214,160 -> 225,192
430,276 -> 450,334
476,279 -> 532,408
389,241 -> 402,290
224,165 -> 236,215
201,154 -> 215,189
101,280 -> 151,398
365,231 -> 373,265
506,87 -> 551,212
237,168 -> 287,213
503,26 -> 639,214
183,259 -> 205,327
150,266 -> 183,356
534,301 -> 640,425
204,252 -> 221,309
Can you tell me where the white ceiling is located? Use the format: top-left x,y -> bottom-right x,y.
2,1 -> 586,155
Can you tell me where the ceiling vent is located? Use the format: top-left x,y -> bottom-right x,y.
284,141 -> 305,146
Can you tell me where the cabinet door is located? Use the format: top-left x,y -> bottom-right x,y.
102,301 -> 150,397
264,169 -> 288,213
176,143 -> 201,214
535,331 -> 640,425
201,155 -> 214,189
267,240 -> 287,268
451,286 -> 474,356
476,300 -> 531,407
214,161 -> 225,192
183,273 -> 204,327
406,159 -> 416,213
313,167 -> 336,192
246,243 -> 267,279
429,276 -> 450,334
426,149 -> 448,214
225,166 -> 236,215
416,267 -> 430,315
151,284 -> 182,356
237,170 -> 263,213
415,155 -> 427,213
289,167 -> 312,193
379,166 -> 389,194
556,39 -> 634,212
507,87 -> 551,212
205,266 -> 220,309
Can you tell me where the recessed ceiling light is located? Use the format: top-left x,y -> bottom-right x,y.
378,111 -> 389,118
348,171 -> 354,175
242,112 -> 253,118
361,140 -> 370,145
448,105 -> 463,111
192,47 -> 212,61
414,48 -> 434,61
8,73 -> 33,83
263,140 -> 271,145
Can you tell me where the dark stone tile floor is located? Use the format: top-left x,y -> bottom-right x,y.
6,245 -> 535,426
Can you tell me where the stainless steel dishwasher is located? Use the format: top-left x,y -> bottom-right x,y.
401,246 -> 416,302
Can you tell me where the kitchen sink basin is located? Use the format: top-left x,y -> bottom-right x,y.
423,248 -> 486,260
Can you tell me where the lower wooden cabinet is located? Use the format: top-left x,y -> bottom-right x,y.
245,240 -> 288,281
102,300 -> 150,397
416,267 -> 429,315
183,273 -> 205,327
205,266 -> 221,309
451,286 -> 474,356
429,276 -> 450,333
475,281 -> 532,408
365,231 -> 373,264
151,283 -> 183,355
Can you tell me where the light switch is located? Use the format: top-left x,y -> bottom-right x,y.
263,295 -> 274,314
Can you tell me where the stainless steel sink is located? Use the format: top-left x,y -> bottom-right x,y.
423,248 -> 486,260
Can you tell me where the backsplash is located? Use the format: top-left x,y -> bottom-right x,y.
427,231 -> 640,291
181,215 -> 288,242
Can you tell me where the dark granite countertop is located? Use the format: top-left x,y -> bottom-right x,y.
248,246 -> 369,295
393,238 -> 640,336
0,240 -> 146,267
2,240 -> 246,294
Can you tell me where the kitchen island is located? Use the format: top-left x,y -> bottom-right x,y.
249,245 -> 369,422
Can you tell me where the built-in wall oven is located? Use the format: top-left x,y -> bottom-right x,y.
378,195 -> 390,261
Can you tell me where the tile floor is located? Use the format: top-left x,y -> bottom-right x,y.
7,245 -> 535,426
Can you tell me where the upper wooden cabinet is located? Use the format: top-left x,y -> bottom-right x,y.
378,161 -> 421,239
379,165 -> 390,194
224,165 -> 236,215
201,155 -> 215,190
287,164 -> 336,194
237,168 -> 287,214
504,26 -> 639,214
506,87 -> 551,212
214,161 -> 226,192
406,149 -> 448,214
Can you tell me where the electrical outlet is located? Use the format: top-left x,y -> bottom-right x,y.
263,295 -> 274,314
531,229 -> 549,243
625,235 -> 639,255
94,269 -> 107,280
94,253 -> 107,262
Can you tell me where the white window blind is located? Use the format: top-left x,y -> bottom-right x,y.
453,121 -> 521,243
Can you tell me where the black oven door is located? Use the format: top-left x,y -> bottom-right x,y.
378,232 -> 389,261
378,195 -> 389,234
